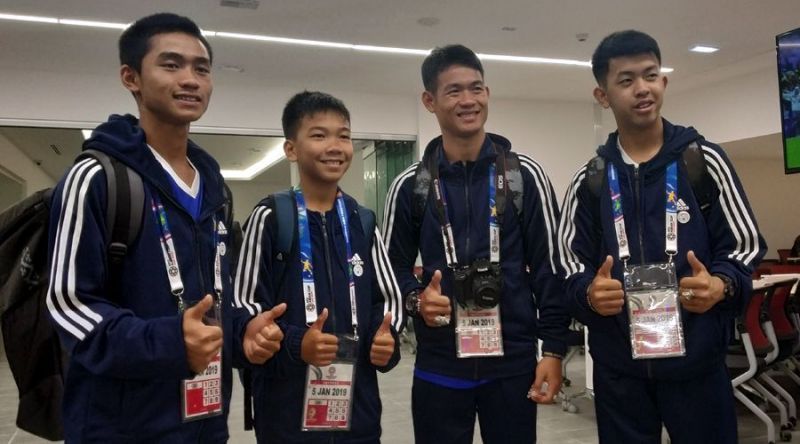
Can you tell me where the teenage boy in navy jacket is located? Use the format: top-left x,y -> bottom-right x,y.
558,30 -> 766,443
383,44 -> 568,444
46,13 -> 281,442
233,91 -> 403,443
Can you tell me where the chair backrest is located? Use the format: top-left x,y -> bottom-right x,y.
767,278 -> 799,342
743,287 -> 774,356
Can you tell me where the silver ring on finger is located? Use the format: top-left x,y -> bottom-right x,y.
434,315 -> 450,327
681,289 -> 694,301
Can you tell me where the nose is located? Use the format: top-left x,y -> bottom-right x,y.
178,67 -> 200,90
633,77 -> 649,97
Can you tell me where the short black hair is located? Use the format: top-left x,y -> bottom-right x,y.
282,91 -> 351,140
591,30 -> 661,85
119,12 -> 212,72
421,44 -> 484,92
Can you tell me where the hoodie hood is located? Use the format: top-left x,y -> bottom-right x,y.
83,114 -> 227,214
597,119 -> 702,173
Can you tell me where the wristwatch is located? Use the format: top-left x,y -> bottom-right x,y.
405,289 -> 422,317
713,273 -> 736,300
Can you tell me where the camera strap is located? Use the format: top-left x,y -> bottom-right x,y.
428,143 -> 507,269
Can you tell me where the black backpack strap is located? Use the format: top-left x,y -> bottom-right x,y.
585,154 -> 606,200
411,161 -> 429,236
357,205 -> 376,244
682,142 -> 716,219
222,181 -> 234,230
504,151 -> 524,216
79,150 -> 143,288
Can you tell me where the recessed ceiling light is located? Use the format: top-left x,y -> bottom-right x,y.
417,17 -> 440,27
220,64 -> 245,73
501,26 -> 517,32
690,45 -> 719,54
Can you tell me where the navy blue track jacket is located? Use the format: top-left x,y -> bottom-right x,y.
383,133 -> 569,380
233,191 -> 403,443
558,120 -> 766,380
46,114 -> 239,442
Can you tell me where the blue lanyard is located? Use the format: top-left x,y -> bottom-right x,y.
606,161 -> 679,264
151,194 -> 223,312
431,158 -> 500,267
294,188 -> 358,337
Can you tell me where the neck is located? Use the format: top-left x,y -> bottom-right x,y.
139,113 -> 191,164
299,180 -> 338,212
617,119 -> 664,164
140,114 -> 196,185
441,130 -> 486,163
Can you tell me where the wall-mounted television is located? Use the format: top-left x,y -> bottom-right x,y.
777,26 -> 800,174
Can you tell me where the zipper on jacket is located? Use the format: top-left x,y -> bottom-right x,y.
633,166 -> 654,379
192,224 -> 208,293
463,161 -> 472,265
320,214 -> 338,331
633,166 -> 646,265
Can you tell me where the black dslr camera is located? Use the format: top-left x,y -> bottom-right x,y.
452,258 -> 503,309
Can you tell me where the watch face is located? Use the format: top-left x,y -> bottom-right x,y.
405,294 -> 418,312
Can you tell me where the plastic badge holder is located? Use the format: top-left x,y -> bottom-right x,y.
301,334 -> 358,431
624,262 -> 686,359
455,303 -> 504,358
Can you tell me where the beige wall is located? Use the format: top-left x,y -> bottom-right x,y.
0,133 -> 55,196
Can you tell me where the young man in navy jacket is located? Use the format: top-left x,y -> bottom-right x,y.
46,13 -> 281,442
233,91 -> 404,443
383,44 -> 568,443
558,30 -> 766,443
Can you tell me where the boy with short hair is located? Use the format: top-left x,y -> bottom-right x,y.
234,91 -> 403,443
46,12 -> 280,442
558,30 -> 766,443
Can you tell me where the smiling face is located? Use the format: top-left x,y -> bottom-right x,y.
422,64 -> 489,140
121,32 -> 212,127
285,111 -> 353,188
593,52 -> 667,133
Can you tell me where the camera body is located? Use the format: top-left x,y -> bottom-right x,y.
452,258 -> 503,309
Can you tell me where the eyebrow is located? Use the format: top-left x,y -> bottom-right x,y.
443,80 -> 484,90
156,51 -> 211,65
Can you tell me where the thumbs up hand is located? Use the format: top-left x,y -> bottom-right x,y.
587,256 -> 625,316
183,294 -> 224,374
243,303 -> 287,364
370,313 -> 395,367
679,250 -> 724,314
301,308 -> 339,367
421,270 -> 452,327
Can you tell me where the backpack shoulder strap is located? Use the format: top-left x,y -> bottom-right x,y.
78,150 -> 144,285
357,205 -> 376,244
682,142 -> 716,218
411,160 -> 429,235
585,154 -> 606,200
504,151 -> 524,215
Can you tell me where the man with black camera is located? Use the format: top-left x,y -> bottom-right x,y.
382,44 -> 568,443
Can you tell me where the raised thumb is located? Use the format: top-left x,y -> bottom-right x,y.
310,308 -> 328,331
186,294 -> 213,320
430,269 -> 443,291
263,303 -> 287,322
377,312 -> 392,335
687,250 -> 706,275
597,256 -> 614,278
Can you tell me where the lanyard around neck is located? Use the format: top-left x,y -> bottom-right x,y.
151,194 -> 223,312
428,145 -> 505,268
294,188 -> 358,338
607,161 -> 678,265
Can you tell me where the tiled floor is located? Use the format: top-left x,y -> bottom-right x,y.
1,340 -> 799,443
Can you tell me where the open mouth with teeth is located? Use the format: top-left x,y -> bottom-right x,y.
321,160 -> 345,166
175,95 -> 201,103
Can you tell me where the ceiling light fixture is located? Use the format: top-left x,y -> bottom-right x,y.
0,10 -> 676,72
689,45 -> 719,54
221,140 -> 285,180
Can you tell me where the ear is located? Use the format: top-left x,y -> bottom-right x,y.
120,65 -> 141,95
421,90 -> 436,113
485,85 -> 491,99
593,86 -> 610,109
662,74 -> 668,90
284,139 -> 297,162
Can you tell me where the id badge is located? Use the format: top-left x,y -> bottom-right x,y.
182,351 -> 223,421
455,303 -> 504,358
181,297 -> 224,422
624,262 -> 686,359
301,334 -> 358,431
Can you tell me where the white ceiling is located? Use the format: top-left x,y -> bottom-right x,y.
0,0 -> 798,102
0,0 -> 797,182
